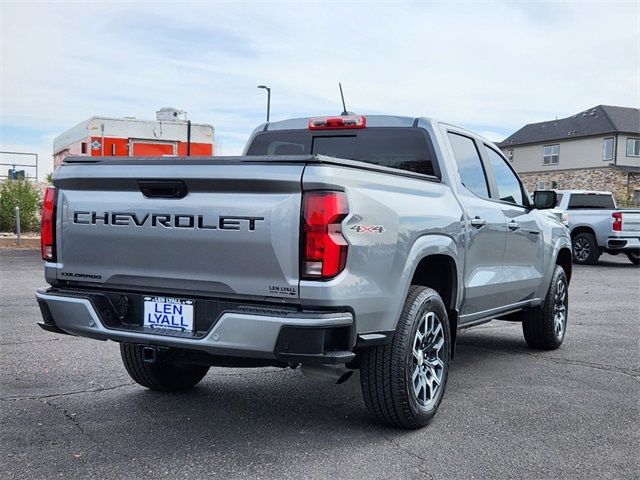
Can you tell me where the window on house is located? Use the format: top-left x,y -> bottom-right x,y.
551,180 -> 558,189
81,142 -> 88,154
627,138 -> 640,157
507,149 -> 514,162
543,144 -> 559,165
602,137 -> 614,161
536,181 -> 545,190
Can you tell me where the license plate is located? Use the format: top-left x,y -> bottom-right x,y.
143,296 -> 194,332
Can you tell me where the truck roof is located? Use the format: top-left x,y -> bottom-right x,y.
249,114 -> 500,147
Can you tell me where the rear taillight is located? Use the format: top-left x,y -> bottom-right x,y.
301,191 -> 349,279
41,186 -> 56,261
308,115 -> 366,130
612,212 -> 622,231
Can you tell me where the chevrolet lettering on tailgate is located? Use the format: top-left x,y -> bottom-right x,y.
73,211 -> 264,231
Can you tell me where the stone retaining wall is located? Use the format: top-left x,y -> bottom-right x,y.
519,167 -> 639,206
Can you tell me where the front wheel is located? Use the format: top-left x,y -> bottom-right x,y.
522,265 -> 568,350
360,286 -> 451,429
120,343 -> 209,392
626,251 -> 640,265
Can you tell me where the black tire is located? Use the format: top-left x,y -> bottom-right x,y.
626,251 -> 640,265
522,265 -> 568,350
572,232 -> 600,265
360,286 -> 451,429
120,343 -> 209,392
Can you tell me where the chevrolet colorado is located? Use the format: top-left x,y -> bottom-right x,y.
36,115 -> 571,428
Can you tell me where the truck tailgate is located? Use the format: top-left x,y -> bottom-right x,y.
621,211 -> 640,232
53,159 -> 303,299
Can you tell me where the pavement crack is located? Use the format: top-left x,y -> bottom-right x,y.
42,397 -> 87,435
0,381 -> 135,401
460,343 -> 640,380
381,433 -> 434,478
39,397 -> 154,469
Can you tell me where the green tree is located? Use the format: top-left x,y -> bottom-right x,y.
0,179 -> 42,232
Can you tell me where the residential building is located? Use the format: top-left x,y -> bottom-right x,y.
498,105 -> 640,205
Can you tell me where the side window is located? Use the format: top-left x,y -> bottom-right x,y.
484,146 -> 525,206
447,132 -> 489,198
602,137 -> 614,161
543,144 -> 559,165
627,138 -> 640,157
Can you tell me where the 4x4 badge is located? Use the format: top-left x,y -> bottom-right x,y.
350,225 -> 385,234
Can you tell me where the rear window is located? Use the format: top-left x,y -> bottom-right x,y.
567,194 -> 615,209
555,193 -> 563,207
246,128 -> 437,177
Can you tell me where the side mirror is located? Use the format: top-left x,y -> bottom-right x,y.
533,190 -> 557,210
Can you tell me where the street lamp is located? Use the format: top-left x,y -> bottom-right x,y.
257,85 -> 271,122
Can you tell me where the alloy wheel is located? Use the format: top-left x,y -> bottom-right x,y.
553,278 -> 567,340
573,238 -> 590,262
411,312 -> 445,407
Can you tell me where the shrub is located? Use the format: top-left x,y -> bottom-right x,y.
0,179 -> 42,233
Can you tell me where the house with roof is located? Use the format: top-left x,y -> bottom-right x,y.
498,105 -> 640,205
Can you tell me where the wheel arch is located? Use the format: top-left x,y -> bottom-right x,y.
555,247 -> 573,283
409,253 -> 459,357
410,254 -> 458,312
570,225 -> 596,240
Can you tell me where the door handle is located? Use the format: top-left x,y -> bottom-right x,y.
507,220 -> 520,231
470,216 -> 486,228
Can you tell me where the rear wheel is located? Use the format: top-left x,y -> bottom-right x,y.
626,251 -> 640,265
572,232 -> 600,265
522,266 -> 568,350
360,286 -> 451,429
120,343 -> 209,392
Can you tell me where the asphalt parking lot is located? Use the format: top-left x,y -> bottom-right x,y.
1,249 -> 638,479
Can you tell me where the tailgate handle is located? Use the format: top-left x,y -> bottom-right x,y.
138,180 -> 187,199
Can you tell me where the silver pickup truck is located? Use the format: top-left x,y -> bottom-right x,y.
36,114 -> 571,429
555,190 -> 640,265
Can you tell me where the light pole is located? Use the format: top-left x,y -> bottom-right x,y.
257,85 -> 271,122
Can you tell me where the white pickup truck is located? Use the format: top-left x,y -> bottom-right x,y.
556,190 -> 640,265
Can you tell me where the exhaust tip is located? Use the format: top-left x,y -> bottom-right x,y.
335,369 -> 354,385
301,364 -> 354,384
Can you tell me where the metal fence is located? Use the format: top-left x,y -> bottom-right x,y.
0,151 -> 38,181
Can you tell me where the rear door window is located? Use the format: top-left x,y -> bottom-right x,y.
483,146 -> 525,206
246,128 -> 437,177
567,194 -> 615,209
447,132 -> 490,198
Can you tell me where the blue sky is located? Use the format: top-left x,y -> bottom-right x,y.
1,0 -> 638,179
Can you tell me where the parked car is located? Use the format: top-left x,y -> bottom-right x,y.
36,114 -> 571,429
554,190 -> 640,265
